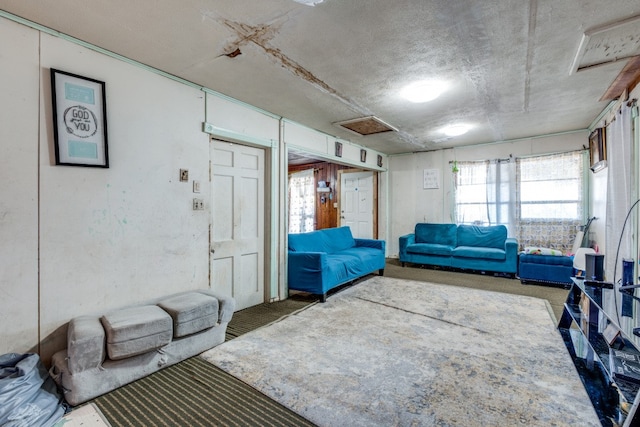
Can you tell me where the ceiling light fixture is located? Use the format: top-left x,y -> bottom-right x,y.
293,0 -> 324,6
400,80 -> 449,103
442,124 -> 471,137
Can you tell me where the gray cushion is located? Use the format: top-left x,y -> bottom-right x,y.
101,305 -> 172,360
158,293 -> 219,338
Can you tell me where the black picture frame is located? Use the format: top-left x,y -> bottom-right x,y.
377,154 -> 383,167
360,149 -> 367,163
335,141 -> 342,157
589,127 -> 606,173
51,68 -> 109,168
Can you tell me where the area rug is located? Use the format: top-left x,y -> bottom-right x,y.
201,276 -> 599,426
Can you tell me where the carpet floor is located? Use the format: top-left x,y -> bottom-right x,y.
89,296 -> 317,426
384,259 -> 570,321
202,276 -> 597,426
88,259 -> 574,426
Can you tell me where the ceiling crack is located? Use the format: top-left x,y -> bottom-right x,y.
204,11 -> 371,117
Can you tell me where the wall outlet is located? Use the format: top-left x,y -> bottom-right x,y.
193,198 -> 204,210
180,169 -> 189,182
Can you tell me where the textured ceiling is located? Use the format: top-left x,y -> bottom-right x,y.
1,0 -> 640,155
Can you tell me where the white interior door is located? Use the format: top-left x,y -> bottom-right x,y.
210,139 -> 265,311
340,171 -> 374,239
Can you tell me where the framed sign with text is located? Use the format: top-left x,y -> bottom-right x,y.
51,69 -> 109,167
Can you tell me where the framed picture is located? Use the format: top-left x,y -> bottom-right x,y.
360,149 -> 367,163
51,69 -> 109,167
377,154 -> 383,167
335,141 -> 343,157
588,127 -> 606,173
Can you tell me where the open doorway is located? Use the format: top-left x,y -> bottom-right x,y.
288,154 -> 378,237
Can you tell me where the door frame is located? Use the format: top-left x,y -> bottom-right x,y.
337,168 -> 379,239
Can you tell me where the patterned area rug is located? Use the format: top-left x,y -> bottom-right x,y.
201,276 -> 599,426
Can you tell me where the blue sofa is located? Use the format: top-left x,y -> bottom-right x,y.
288,226 -> 386,302
399,223 -> 518,276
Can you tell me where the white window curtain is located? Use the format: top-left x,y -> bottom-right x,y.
602,104 -> 635,328
453,159 -> 514,234
288,169 -> 315,234
605,105 -> 634,282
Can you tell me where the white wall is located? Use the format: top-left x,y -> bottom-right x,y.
386,132 -> 588,256
0,18 -> 40,355
0,15 -> 392,361
589,156 -> 608,254
0,19 -> 212,362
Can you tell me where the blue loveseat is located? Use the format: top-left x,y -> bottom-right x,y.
399,223 -> 518,276
288,226 -> 386,302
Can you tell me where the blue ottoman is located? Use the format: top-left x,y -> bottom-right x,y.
519,254 -> 574,287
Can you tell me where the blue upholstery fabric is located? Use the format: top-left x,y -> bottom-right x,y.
457,224 -> 507,249
452,246 -> 505,260
288,227 -> 385,297
399,223 -> 517,274
288,226 -> 355,254
415,223 -> 457,246
519,254 -> 573,266
407,243 -> 453,256
519,253 -> 574,285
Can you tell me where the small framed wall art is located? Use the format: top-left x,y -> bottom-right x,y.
360,149 -> 367,163
588,127 -> 606,173
51,69 -> 109,167
335,141 -> 343,157
377,154 -> 383,167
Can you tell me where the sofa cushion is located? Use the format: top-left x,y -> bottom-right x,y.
101,305 -> 172,360
289,226 -> 355,254
457,225 -> 507,249
415,223 -> 457,246
453,246 -> 506,260
406,243 -> 453,256
520,253 -> 573,266
158,293 -> 219,338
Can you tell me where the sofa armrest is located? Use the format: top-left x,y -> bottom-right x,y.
288,252 -> 328,272
215,294 -> 236,324
505,237 -> 518,258
197,290 -> 236,324
67,316 -> 106,374
354,238 -> 385,251
398,233 -> 415,258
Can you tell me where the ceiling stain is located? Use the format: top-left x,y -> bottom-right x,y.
209,13 -> 371,117
225,48 -> 242,58
200,12 -> 429,147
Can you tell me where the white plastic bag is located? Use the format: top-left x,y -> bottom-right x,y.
0,353 -> 65,427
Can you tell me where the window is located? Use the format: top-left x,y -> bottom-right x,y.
454,159 -> 514,233
516,151 -> 585,253
288,169 -> 315,233
454,150 -> 586,253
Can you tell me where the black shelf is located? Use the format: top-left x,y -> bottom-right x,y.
558,278 -> 640,426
